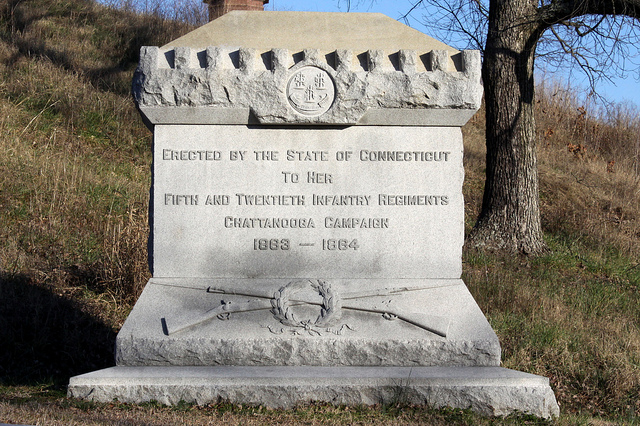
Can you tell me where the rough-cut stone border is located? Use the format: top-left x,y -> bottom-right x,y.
68,366 -> 560,419
114,278 -> 501,368
132,47 -> 482,126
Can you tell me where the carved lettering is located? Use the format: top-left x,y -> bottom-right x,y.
164,194 -> 199,205
307,171 -> 333,183
335,151 -> 354,161
359,150 -> 450,162
254,151 -> 279,161
312,195 -> 371,206
286,150 -> 329,161
325,217 -> 389,229
205,195 -> 230,205
282,171 -> 300,183
224,217 -> 316,228
378,194 -> 449,206
235,194 -> 306,206
229,150 -> 247,160
162,149 -> 222,161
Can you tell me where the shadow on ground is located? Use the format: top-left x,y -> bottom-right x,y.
0,272 -> 116,388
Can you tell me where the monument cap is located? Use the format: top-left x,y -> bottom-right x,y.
133,11 -> 482,127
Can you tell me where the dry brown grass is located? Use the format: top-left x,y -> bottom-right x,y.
0,387 -> 559,425
3,0 -> 194,94
0,0 -> 194,295
461,87 -> 640,418
463,84 -> 640,259
535,82 -> 640,258
464,251 -> 640,417
0,0 -> 188,386
0,0 -> 639,423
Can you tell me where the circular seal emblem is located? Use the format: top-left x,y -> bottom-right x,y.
286,66 -> 335,116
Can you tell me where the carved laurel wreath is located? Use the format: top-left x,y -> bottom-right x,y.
270,279 -> 342,328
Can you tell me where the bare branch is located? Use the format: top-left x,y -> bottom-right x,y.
539,0 -> 640,26
400,0 -> 425,25
574,14 -> 606,36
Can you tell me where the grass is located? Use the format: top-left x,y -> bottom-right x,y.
462,96 -> 640,419
0,386 -> 564,425
0,0 -> 639,423
463,242 -> 640,418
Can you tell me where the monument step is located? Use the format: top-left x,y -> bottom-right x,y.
68,366 -> 559,419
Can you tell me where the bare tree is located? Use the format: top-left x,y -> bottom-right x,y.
403,0 -> 640,254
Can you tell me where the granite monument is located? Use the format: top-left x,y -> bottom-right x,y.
69,11 -> 559,419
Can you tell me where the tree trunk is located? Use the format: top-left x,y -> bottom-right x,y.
467,0 -> 547,255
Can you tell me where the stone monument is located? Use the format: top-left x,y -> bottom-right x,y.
68,11 -> 559,418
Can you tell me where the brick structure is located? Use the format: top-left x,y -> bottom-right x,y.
206,0 -> 268,21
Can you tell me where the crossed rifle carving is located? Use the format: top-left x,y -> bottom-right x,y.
162,281 -> 450,338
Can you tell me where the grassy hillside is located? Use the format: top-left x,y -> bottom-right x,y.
0,0 -> 638,424
463,83 -> 640,420
0,0 -> 191,383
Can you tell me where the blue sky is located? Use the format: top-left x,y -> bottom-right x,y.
267,0 -> 640,109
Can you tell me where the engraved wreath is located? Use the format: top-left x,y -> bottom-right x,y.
270,279 -> 342,328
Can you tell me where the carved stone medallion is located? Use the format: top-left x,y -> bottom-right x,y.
271,279 -> 342,328
286,66 -> 335,116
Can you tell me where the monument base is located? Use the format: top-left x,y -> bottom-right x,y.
68,366 -> 559,419
115,278 -> 501,367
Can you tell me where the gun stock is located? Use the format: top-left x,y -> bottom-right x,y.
163,299 -> 271,335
